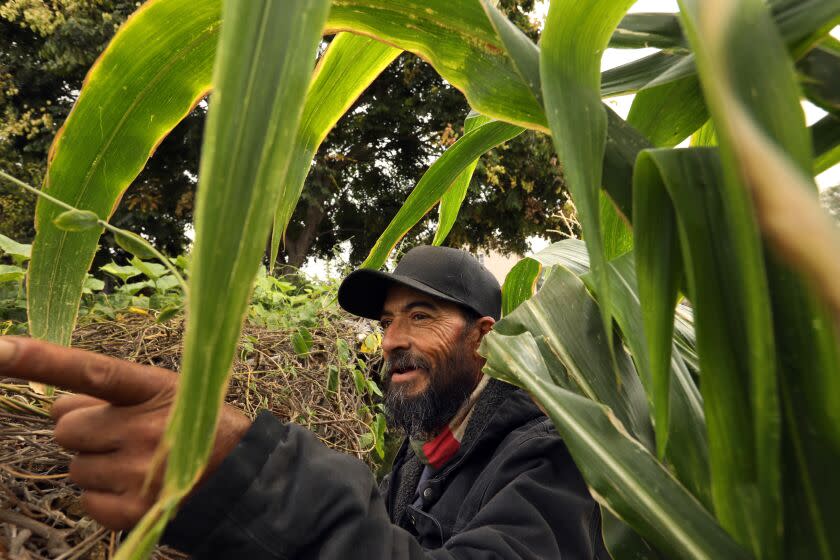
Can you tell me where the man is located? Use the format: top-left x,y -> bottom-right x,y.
0,246 -> 605,558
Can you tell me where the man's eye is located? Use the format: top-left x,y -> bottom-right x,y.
412,313 -> 429,321
380,320 -> 391,329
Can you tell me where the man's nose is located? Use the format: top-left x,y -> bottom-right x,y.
381,320 -> 410,355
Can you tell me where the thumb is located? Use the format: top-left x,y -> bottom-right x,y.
51,393 -> 108,422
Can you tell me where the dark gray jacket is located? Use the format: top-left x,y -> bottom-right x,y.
163,379 -> 605,558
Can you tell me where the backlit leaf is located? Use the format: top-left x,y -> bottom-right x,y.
361,120 -> 523,270
115,1 -> 331,557
433,111 -> 491,246
52,209 -> 101,232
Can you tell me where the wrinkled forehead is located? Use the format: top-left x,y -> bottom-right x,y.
380,284 -> 456,317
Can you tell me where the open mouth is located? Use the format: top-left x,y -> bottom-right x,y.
390,365 -> 423,381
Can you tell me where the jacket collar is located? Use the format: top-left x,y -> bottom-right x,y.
388,378 -> 544,525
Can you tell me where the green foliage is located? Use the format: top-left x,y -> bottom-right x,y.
11,0 -> 840,557
0,0 -> 571,272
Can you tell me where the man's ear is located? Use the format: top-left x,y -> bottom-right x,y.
470,317 -> 495,358
476,317 -> 495,339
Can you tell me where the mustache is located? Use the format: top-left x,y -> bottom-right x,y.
383,349 -> 432,376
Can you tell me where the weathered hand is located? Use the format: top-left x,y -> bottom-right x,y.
0,336 -> 251,530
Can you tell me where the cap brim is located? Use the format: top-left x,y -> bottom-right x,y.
337,269 -> 472,321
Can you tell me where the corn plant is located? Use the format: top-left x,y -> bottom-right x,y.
13,0 -> 840,557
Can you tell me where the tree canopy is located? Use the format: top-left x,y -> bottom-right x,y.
0,0 -> 576,269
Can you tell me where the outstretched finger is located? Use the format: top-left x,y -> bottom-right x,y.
0,337 -> 176,406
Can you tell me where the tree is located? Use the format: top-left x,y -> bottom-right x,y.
283,0 -> 577,267
0,0 -> 198,259
285,53 -> 575,268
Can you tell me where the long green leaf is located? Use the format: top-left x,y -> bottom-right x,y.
361,120 -> 523,270
540,0 -> 636,358
480,0 -> 648,222
269,33 -> 401,269
432,111 -> 491,246
635,147 -> 778,556
480,331 -> 748,560
503,239 -> 710,507
601,51 -> 687,98
493,266 -> 655,453
609,13 -> 686,49
632,158 -> 682,460
28,0 -> 219,345
680,0 -> 840,556
597,253 -> 709,507
117,1 -> 331,557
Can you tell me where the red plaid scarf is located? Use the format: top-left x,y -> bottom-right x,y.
409,375 -> 489,469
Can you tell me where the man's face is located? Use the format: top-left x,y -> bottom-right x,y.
379,285 -> 485,439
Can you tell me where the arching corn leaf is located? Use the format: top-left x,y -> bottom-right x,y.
540,0 -> 637,356
361,120 -> 523,270
501,239 -> 709,505
432,111 -> 492,246
493,265 -> 655,452
634,146 -> 779,555
28,0 -> 219,345
480,330 -> 748,560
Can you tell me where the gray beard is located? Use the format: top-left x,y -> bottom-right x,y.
382,343 -> 477,440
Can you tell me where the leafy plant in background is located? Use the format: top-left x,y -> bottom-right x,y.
0,233 -> 31,333
4,0 -> 840,558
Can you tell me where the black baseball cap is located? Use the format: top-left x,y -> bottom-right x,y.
338,245 -> 502,321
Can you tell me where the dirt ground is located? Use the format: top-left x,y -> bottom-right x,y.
0,312 -> 381,559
